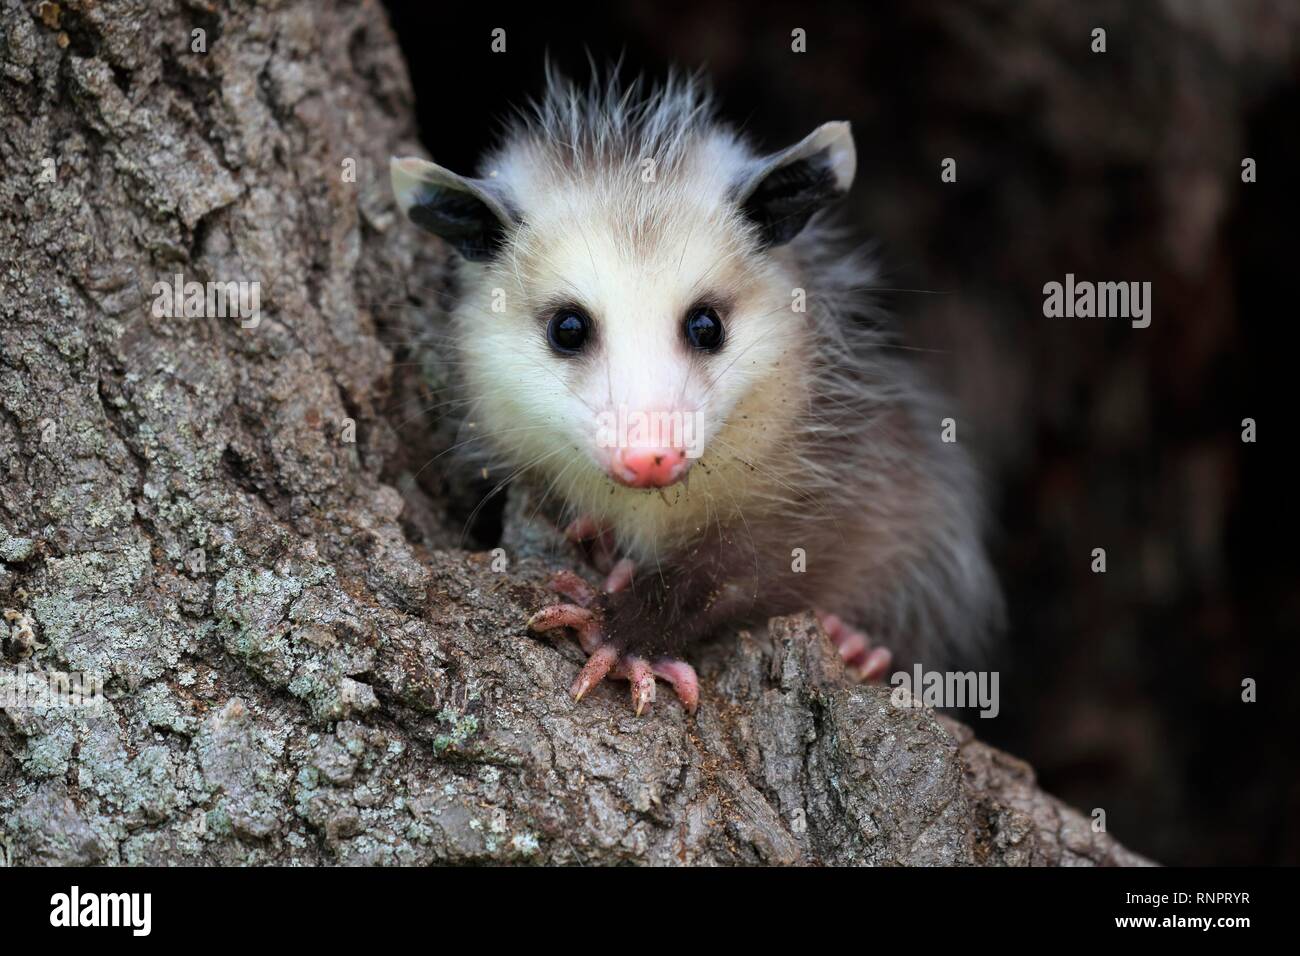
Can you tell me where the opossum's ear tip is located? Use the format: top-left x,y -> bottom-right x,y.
389,155 -> 514,263
815,121 -> 857,192
736,121 -> 857,248
389,156 -> 437,213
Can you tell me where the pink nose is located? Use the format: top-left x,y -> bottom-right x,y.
610,447 -> 691,488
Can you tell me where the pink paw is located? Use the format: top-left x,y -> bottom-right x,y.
528,569 -> 699,715
815,611 -> 894,683
564,515 -> 619,574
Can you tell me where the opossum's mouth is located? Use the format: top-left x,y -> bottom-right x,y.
603,446 -> 693,489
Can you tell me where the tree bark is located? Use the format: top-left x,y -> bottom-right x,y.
0,0 -> 1148,866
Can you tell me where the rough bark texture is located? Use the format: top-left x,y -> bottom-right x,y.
0,0 -> 1147,866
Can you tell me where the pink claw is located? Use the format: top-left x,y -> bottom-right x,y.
548,569 -> 596,608
617,655 -> 657,716
856,647 -> 894,683
603,558 -> 635,594
651,657 -> 700,714
570,644 -> 619,702
815,610 -> 894,685
528,602 -> 604,653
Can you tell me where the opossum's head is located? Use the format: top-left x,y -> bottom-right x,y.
391,77 -> 855,496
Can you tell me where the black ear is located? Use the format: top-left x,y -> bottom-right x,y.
734,121 -> 856,248
390,156 -> 516,262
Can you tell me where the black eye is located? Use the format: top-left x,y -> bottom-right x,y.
547,307 -> 591,355
684,306 -> 724,352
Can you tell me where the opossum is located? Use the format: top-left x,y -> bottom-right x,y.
391,70 -> 1002,715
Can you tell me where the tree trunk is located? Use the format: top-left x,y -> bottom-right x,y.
0,0 -> 1147,866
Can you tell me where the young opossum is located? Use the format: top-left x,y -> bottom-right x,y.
391,71 -> 1001,715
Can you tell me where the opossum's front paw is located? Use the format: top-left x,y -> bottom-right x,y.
527,572 -> 700,715
563,515 -> 619,574
816,611 -> 894,683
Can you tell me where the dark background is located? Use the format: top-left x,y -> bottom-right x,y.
381,0 -> 1299,865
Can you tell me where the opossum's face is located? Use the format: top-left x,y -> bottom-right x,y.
486,203 -> 792,490
392,121 -> 855,493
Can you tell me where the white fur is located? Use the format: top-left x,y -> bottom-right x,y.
445,71 -> 820,557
